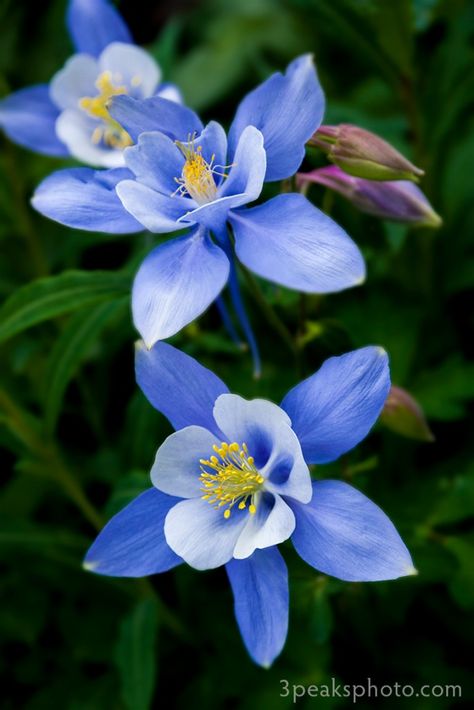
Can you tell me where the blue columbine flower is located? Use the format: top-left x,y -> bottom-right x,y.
0,0 -> 180,166
84,342 -> 416,667
33,55 -> 365,370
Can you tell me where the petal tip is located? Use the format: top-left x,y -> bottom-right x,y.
405,565 -> 418,577
83,560 -> 99,572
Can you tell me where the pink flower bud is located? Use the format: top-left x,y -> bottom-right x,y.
297,165 -> 441,227
381,385 -> 434,442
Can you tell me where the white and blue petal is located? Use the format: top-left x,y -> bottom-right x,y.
123,131 -> 185,194
135,341 -> 229,434
50,54 -> 98,110
213,393 -> 290,464
228,54 -> 324,182
32,167 -> 143,233
116,179 -> 191,231
226,547 -> 288,667
212,394 -> 312,503
151,425 -> 218,498
281,347 -> 390,464
67,0 -> 133,57
131,227 -> 229,346
290,480 -> 416,581
230,193 -> 365,293
55,109 -> 125,167
0,85 -> 68,156
109,94 -> 203,143
156,83 -> 183,104
164,498 -> 248,570
98,42 -> 160,97
83,488 -> 181,577
233,492 -> 295,559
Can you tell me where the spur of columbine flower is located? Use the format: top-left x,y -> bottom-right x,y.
0,0 -> 180,166
33,55 -> 365,371
84,342 -> 416,667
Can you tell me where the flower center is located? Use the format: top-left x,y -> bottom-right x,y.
79,71 -> 133,149
199,441 -> 265,519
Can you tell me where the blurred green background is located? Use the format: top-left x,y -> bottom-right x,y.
1,0 -> 473,707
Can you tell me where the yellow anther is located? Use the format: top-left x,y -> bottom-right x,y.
79,70 -> 132,150
199,440 -> 265,521
172,133 -> 234,205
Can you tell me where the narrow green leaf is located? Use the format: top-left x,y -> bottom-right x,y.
44,298 -> 129,433
115,599 -> 159,710
0,270 -> 130,344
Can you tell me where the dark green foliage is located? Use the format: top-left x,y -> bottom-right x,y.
0,0 -> 473,707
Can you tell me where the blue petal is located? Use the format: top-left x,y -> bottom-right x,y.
67,0 -> 132,57
230,193 -> 365,293
213,394 -> 312,503
131,228 -> 230,346
164,497 -> 248,570
98,43 -> 160,97
281,347 -> 390,464
151,426 -> 218,498
32,167 -> 143,233
228,55 -> 324,182
109,95 -> 203,143
290,480 -> 416,581
123,131 -> 185,194
83,488 -> 182,577
220,126 -> 265,200
226,547 -> 289,667
0,85 -> 68,156
135,340 -> 229,433
233,493 -> 295,559
116,179 -> 190,232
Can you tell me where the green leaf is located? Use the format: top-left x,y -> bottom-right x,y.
413,356 -> 474,420
444,536 -> 474,609
115,599 -> 159,710
43,298 -> 128,433
0,270 -> 130,344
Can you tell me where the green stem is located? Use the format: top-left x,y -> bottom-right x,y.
239,265 -> 298,358
0,386 -> 188,637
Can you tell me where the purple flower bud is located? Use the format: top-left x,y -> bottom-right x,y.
311,124 -> 424,182
297,165 -> 442,227
381,385 -> 434,442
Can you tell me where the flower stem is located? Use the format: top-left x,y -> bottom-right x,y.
239,264 -> 299,358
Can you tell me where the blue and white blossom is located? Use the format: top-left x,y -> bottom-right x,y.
0,0 -> 180,166
32,55 -> 365,369
84,343 -> 416,667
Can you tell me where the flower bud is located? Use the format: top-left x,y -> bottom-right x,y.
310,124 -> 424,182
380,385 -> 434,442
297,165 -> 442,228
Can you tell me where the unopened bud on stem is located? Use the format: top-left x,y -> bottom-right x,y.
310,124 -> 424,182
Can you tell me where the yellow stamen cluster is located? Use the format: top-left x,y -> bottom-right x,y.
79,71 -> 133,149
200,442 -> 265,519
173,134 -> 232,205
